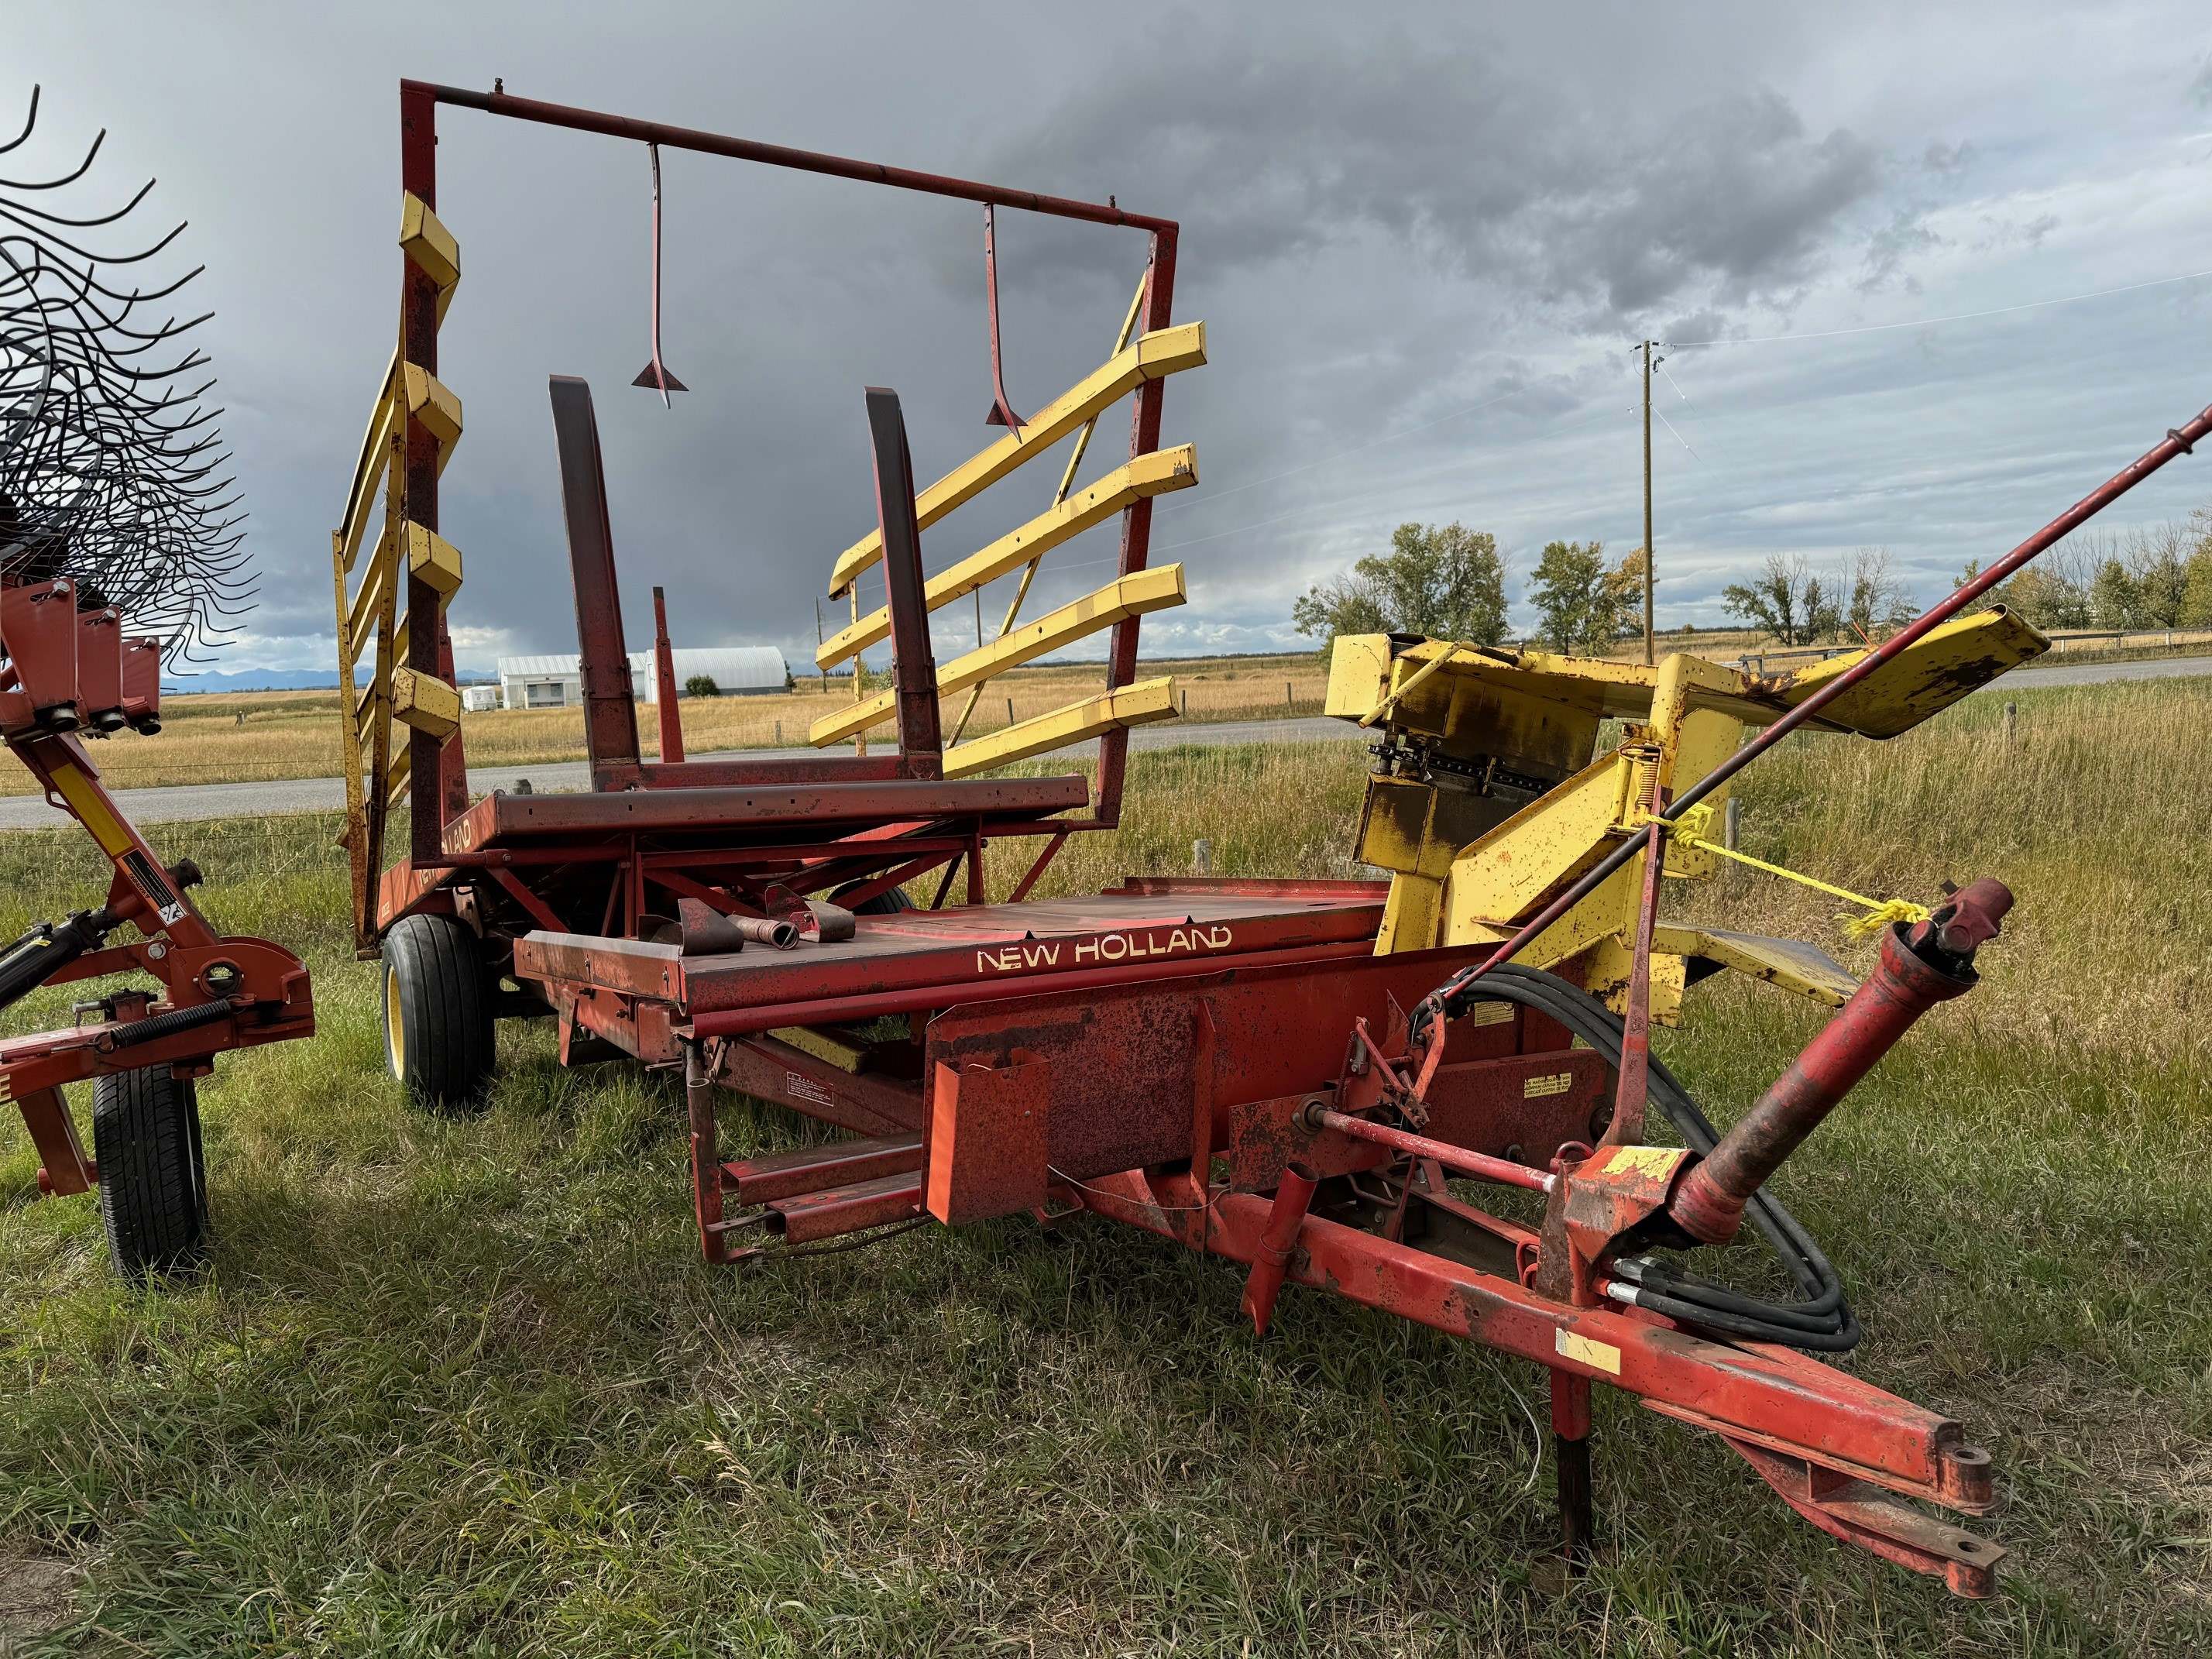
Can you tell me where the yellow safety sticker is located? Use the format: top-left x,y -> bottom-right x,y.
1523,1071 -> 1573,1098
1555,1328 -> 1622,1375
47,764 -> 133,857
1463,1001 -> 1513,1029
1604,1146 -> 1685,1180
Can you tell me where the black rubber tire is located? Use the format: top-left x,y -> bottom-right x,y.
92,1066 -> 208,1279
834,881 -> 913,917
382,912 -> 496,1115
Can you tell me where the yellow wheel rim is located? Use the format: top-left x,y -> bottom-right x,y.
384,963 -> 405,1078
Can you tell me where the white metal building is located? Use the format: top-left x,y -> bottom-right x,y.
494,646 -> 788,710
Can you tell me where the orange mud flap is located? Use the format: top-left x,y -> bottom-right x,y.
1726,1437 -> 2006,1598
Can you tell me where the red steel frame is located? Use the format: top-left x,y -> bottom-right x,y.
387,79 -> 1180,891
0,579 -> 314,1208
349,83 -> 2212,1603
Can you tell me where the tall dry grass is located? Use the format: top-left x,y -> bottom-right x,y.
0,676 -> 2208,1652
4,654 -> 1339,797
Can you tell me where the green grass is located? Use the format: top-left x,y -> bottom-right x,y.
1,689 -> 2209,1655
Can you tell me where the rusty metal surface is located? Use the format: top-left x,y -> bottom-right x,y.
441,775 -> 1089,852
865,387 -> 945,777
709,1032 -> 922,1137
770,1170 -> 922,1243
549,376 -> 644,784
1671,905 -> 1993,1246
680,887 -> 1388,1019
926,1056 -> 1050,1223
725,1132 -> 922,1207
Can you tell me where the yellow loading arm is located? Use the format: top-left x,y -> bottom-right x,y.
1326,608 -> 2049,1019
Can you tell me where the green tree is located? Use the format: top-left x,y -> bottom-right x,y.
683,673 -> 720,699
2180,508 -> 2212,625
1528,540 -> 1637,654
1292,521 -> 1509,650
2089,559 -> 2141,630
1722,554 -> 1835,646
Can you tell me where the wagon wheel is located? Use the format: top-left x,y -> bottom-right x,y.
382,912 -> 496,1115
92,1065 -> 209,1279
832,880 -> 913,917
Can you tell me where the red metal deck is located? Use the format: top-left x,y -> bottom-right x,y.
514,877 -> 1389,1035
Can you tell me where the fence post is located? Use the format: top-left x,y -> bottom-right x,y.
1723,797 -> 1740,852
1285,679 -> 1293,716
2004,701 -> 2018,747
775,720 -> 781,744
1193,838 -> 1212,876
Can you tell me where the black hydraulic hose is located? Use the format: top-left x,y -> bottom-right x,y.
1441,965 -> 1861,1352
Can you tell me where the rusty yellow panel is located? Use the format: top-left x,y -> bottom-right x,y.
942,676 -> 1178,778
400,364 -> 462,452
383,746 -> 413,812
1446,749 -> 1640,930
1510,854 -> 1644,973
405,523 -> 463,599
816,447 -> 1196,669
768,1025 -> 874,1072
391,668 -> 460,740
345,526 -> 398,661
399,191 -> 460,318
811,565 -> 1185,744
828,323 -> 1207,596
1746,609 -> 2049,738
1376,873 -> 1448,954
1577,933 -> 1688,1023
1654,922 -> 1856,1009
335,356 -> 400,575
1324,634 -> 1396,720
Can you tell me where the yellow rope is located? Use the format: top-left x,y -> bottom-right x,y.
1665,803 -> 1929,941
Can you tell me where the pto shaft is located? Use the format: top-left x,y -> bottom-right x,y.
1670,880 -> 2011,1247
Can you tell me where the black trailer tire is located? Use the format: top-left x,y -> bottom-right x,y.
833,881 -> 913,916
92,1066 -> 208,1279
382,912 -> 496,1115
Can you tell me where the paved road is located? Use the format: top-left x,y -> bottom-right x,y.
3,653 -> 2204,833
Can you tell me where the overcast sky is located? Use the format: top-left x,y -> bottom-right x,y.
11,3 -> 2212,679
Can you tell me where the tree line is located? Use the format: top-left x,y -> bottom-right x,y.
1293,507 -> 2212,656
1959,508 -> 2212,634
1291,522 -> 1648,654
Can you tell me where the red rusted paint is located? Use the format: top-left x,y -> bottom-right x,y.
1671,892 -> 2004,1246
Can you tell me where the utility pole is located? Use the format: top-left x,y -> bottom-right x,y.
1640,339 -> 1657,667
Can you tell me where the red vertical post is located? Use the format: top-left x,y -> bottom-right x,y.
864,386 -> 943,779
651,586 -> 685,764
547,376 -> 643,785
1091,230 -> 1176,826
400,84 -> 466,862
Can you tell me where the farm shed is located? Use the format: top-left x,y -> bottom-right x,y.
494,647 -> 786,709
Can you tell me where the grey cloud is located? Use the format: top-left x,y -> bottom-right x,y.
1859,207 -> 1942,293
985,50 -> 1884,331
1922,139 -> 1975,174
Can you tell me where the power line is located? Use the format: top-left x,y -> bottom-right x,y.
1668,266 -> 2212,348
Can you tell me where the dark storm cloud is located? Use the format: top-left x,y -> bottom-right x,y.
988,50 -> 1884,329
11,3 -> 2212,680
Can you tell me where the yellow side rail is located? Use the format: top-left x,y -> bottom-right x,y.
330,192 -> 465,943
811,292 -> 1204,768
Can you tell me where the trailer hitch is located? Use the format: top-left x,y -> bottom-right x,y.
1668,878 -> 2012,1247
